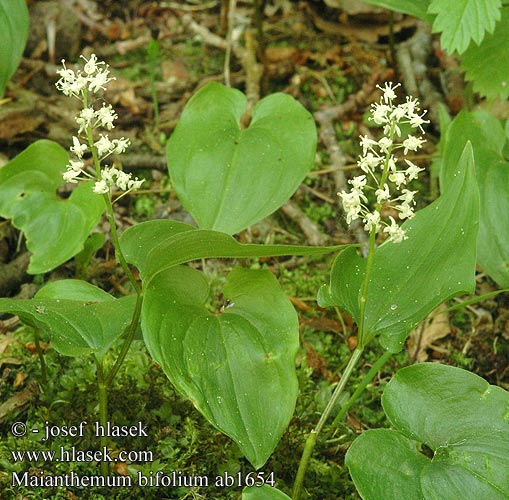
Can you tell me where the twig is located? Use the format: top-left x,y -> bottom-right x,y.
280,200 -> 328,246
181,14 -> 228,50
243,29 -> 262,111
396,21 -> 445,130
224,0 -> 237,86
119,154 -> 166,171
162,1 -> 219,11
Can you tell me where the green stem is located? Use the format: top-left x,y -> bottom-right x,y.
292,347 -> 363,500
326,350 -> 393,435
96,359 -> 109,476
357,229 -> 377,348
102,196 -> 141,294
33,329 -> 47,386
105,290 -> 143,387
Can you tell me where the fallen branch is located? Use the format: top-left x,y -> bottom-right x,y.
281,200 -> 328,246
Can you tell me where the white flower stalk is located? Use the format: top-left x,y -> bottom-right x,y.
56,54 -> 143,196
338,82 -> 428,243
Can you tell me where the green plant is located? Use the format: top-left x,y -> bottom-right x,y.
0,55 -> 343,490
290,83 -> 480,500
363,0 -> 509,100
1,51 -> 507,500
346,363 -> 509,499
0,0 -> 29,98
438,109 -> 509,288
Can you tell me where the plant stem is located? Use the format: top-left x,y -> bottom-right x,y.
105,290 -> 143,387
292,347 -> 363,500
33,329 -> 47,385
96,359 -> 110,476
326,350 -> 393,435
102,196 -> 141,294
357,228 -> 377,348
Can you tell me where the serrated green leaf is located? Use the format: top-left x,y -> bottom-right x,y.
0,280 -> 135,359
0,0 -> 29,97
460,7 -> 509,99
346,364 -> 509,500
167,82 -> 316,234
429,0 -> 502,54
361,0 -> 432,21
120,219 -> 348,286
440,111 -> 509,287
142,266 -> 299,468
0,140 -> 104,274
319,144 -> 479,352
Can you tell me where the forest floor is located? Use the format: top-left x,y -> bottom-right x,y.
0,1 -> 508,499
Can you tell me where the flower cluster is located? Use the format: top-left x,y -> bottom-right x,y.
339,82 -> 428,243
56,54 -> 143,196
56,54 -> 114,98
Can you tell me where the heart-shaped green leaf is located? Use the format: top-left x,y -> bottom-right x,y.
120,219 -> 348,286
318,143 -> 479,352
242,485 -> 292,500
0,0 -> 29,97
142,266 -> 299,468
166,82 -> 316,234
0,280 -> 135,359
346,363 -> 509,500
439,110 -> 509,287
0,140 -> 104,274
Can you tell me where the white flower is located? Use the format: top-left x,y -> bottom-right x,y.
93,179 -> 109,194
63,169 -> 81,183
409,111 -> 429,130
399,189 -> 416,205
102,167 -> 119,184
375,184 -> 390,203
94,135 -> 113,157
56,61 -> 86,97
112,137 -> 130,154
67,159 -> 84,172
82,54 -> 100,75
383,216 -> 407,243
70,136 -> 88,158
88,68 -> 114,93
360,135 -> 378,155
387,155 -> 397,172
115,171 -> 131,191
349,175 -> 367,190
390,105 -> 406,122
397,202 -> 414,220
363,211 -> 381,232
378,137 -> 392,153
402,135 -> 425,155
371,103 -> 391,125
377,82 -> 400,103
401,96 -> 418,116
76,107 -> 95,133
389,171 -> 406,188
127,178 -> 144,190
358,152 -> 382,173
339,191 -> 363,224
405,159 -> 424,181
95,104 -> 117,130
